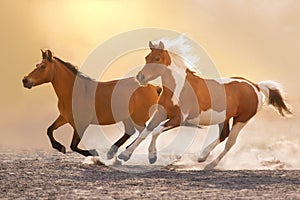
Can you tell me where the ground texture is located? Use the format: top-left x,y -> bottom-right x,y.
0,150 -> 299,199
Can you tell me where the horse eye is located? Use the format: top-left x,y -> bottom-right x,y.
155,57 -> 160,62
41,65 -> 46,69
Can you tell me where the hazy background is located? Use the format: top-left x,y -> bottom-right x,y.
1,0 -> 299,168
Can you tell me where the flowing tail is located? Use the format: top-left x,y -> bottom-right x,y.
258,81 -> 292,117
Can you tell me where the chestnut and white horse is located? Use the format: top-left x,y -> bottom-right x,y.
118,39 -> 291,169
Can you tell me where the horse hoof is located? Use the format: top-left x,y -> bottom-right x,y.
204,162 -> 216,170
197,157 -> 207,163
118,151 -> 131,161
113,159 -> 122,166
61,146 -> 66,154
149,153 -> 157,164
149,156 -> 157,164
89,149 -> 99,156
107,145 -> 118,160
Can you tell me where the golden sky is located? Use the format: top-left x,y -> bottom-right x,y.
0,0 -> 299,149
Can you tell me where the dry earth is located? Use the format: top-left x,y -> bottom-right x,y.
0,150 -> 299,199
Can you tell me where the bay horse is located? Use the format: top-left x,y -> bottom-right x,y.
118,40 -> 292,169
22,49 -> 160,158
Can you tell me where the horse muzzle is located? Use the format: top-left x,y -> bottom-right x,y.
136,73 -> 147,86
22,77 -> 33,89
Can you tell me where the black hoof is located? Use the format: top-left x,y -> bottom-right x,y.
80,149 -> 98,157
89,149 -> 99,156
198,157 -> 207,163
61,146 -> 66,154
149,151 -> 157,164
107,145 -> 118,160
118,151 -> 131,162
149,156 -> 157,164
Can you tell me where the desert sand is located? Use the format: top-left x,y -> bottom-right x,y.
0,150 -> 299,199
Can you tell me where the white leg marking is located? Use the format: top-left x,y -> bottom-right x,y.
126,128 -> 151,154
198,138 -> 220,162
204,122 -> 246,170
148,132 -> 161,163
117,128 -> 152,161
148,126 -> 171,163
118,122 -> 167,161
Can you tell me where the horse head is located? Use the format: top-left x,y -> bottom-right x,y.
136,41 -> 172,85
22,49 -> 56,89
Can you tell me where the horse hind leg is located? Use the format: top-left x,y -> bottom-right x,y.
204,120 -> 247,170
47,115 -> 67,153
198,121 -> 229,162
107,118 -> 136,160
70,128 -> 98,157
197,138 -> 219,163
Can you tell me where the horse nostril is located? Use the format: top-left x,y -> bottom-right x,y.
22,77 -> 28,84
136,74 -> 144,81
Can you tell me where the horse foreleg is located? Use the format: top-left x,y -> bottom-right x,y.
148,117 -> 180,164
70,129 -> 98,157
107,118 -> 136,159
118,110 -> 167,162
47,115 -> 67,153
204,121 -> 246,170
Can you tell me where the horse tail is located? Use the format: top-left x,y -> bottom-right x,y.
258,81 -> 292,117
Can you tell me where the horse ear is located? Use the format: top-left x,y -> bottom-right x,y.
45,50 -> 53,62
158,41 -> 164,50
149,41 -> 155,50
41,49 -> 47,59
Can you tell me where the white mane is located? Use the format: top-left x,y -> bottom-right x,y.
152,36 -> 202,105
153,35 -> 201,74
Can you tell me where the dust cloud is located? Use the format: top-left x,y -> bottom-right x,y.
0,1 -> 299,170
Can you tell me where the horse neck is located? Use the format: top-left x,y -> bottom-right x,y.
51,61 -> 76,101
161,66 -> 187,105
161,67 -> 205,105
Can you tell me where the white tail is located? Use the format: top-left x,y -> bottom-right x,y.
258,81 -> 292,117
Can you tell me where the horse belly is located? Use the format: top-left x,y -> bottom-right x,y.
186,109 -> 226,126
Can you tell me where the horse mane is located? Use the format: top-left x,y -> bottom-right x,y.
153,35 -> 201,75
54,57 -> 94,81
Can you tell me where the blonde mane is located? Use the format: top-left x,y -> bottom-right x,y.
153,35 -> 201,74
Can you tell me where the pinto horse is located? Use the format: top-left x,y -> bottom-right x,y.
118,40 -> 292,169
22,50 -> 160,158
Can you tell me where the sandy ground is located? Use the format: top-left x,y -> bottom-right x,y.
0,150 -> 299,199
